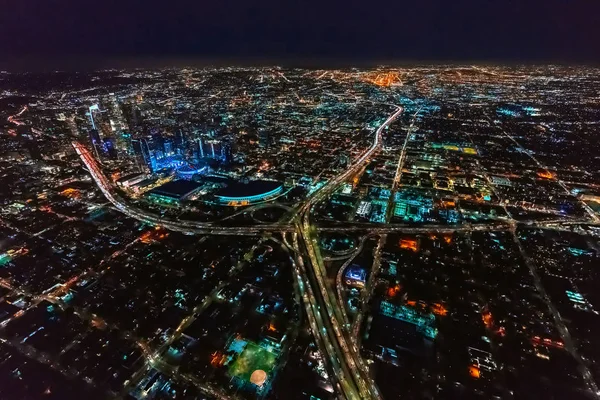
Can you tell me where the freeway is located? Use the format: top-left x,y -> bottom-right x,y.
74,140 -> 597,238
317,221 -> 511,233
73,142 -> 363,397
7,105 -> 27,126
290,232 -> 358,399
74,106 -> 399,399
297,106 -> 403,400
72,142 -> 293,236
315,217 -> 600,233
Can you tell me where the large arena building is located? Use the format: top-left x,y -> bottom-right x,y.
147,180 -> 202,203
215,180 -> 283,205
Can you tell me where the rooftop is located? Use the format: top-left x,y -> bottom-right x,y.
148,180 -> 202,200
216,180 -> 282,200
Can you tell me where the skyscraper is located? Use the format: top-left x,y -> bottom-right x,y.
121,132 -> 133,155
164,139 -> 173,156
197,138 -> 226,161
132,138 -> 154,172
105,94 -> 130,154
152,132 -> 164,155
175,129 -> 186,154
122,102 -> 142,133
88,129 -> 103,159
88,104 -> 111,139
197,137 -> 204,159
221,141 -> 233,164
88,104 -> 100,130
103,138 -> 118,160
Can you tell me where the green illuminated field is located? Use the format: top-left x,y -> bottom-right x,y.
228,341 -> 277,382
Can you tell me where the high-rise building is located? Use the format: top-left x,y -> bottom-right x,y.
197,138 -> 218,159
209,140 -> 219,158
164,140 -> 173,156
104,95 -> 130,154
88,104 -> 100,130
197,138 -> 226,161
121,132 -> 133,155
103,138 -> 118,160
196,137 -> 205,159
221,141 -> 233,164
88,129 -> 103,159
132,138 -> 154,172
88,129 -> 101,145
151,132 -> 164,154
175,129 -> 186,154
107,95 -> 126,130
88,104 -> 111,139
23,136 -> 42,160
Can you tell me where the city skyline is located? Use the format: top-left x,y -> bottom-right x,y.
1,65 -> 600,399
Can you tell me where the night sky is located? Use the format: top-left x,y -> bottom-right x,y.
1,0 -> 599,68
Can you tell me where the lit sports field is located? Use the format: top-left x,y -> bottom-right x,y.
228,341 -> 277,382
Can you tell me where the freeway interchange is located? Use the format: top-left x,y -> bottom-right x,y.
293,106 -> 404,400
73,106 -> 401,400
74,103 -> 599,399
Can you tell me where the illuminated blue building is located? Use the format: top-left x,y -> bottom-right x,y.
215,180 -> 283,205
88,104 -> 100,130
345,264 -> 366,287
88,128 -> 103,159
153,155 -> 186,171
132,138 -> 154,172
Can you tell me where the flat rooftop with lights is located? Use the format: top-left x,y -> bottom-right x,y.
147,180 -> 202,202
